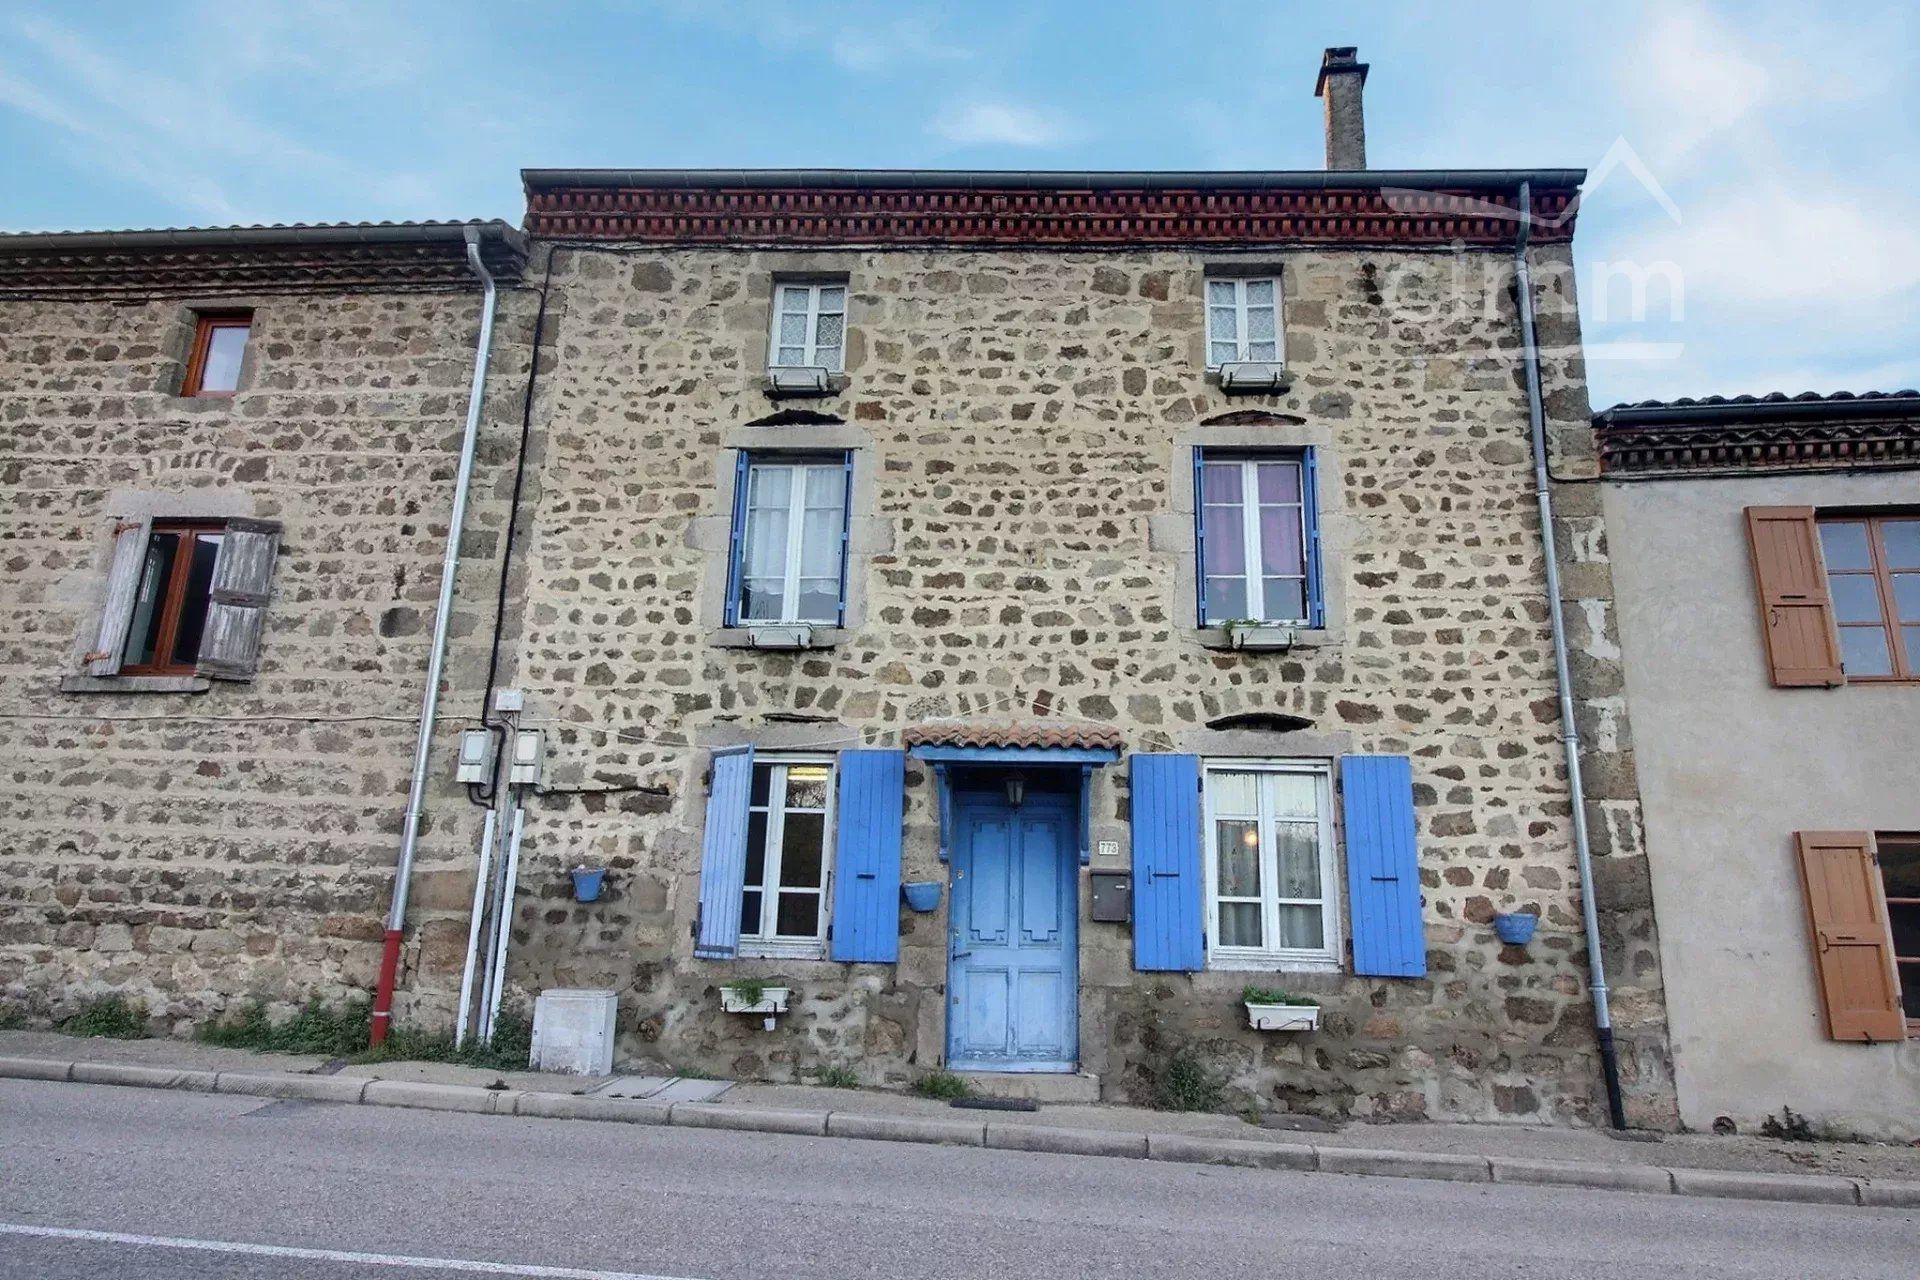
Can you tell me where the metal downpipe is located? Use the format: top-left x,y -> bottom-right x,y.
1513,181 -> 1629,1129
371,226 -> 500,1046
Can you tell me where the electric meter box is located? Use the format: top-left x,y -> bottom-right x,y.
530,988 -> 617,1075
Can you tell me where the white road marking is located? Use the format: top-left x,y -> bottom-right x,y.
0,1222 -> 705,1280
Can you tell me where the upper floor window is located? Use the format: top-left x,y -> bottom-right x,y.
769,282 -> 846,373
1819,515 -> 1920,681
182,312 -> 252,396
1205,277 -> 1280,367
1195,450 -> 1321,626
123,522 -> 224,675
728,453 -> 851,627
1202,761 -> 1338,970
740,755 -> 837,958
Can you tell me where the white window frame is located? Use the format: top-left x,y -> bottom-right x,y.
1200,454 -> 1311,625
768,281 -> 847,373
738,753 -> 838,960
1201,759 -> 1340,972
1203,275 -> 1283,368
736,456 -> 847,626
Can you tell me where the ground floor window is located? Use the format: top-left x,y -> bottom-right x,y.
1202,760 -> 1338,970
1879,833 -> 1920,1027
739,755 -> 836,958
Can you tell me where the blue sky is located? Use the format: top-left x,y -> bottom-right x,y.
2,0 -> 1914,408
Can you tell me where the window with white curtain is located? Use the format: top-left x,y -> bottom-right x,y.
1203,762 -> 1339,969
1197,452 -> 1313,625
739,754 -> 838,958
769,282 -> 847,372
733,455 -> 849,625
1205,276 -> 1281,367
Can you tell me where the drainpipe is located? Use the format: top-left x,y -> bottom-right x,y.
1513,182 -> 1629,1130
370,226 -> 500,1046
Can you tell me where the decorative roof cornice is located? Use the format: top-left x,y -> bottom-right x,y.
1594,391 -> 1920,475
0,220 -> 527,299
521,168 -> 1582,247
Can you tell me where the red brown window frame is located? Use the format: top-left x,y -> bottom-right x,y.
180,311 -> 252,398
120,521 -> 223,677
1819,512 -> 1920,683
1879,831 -> 1920,1038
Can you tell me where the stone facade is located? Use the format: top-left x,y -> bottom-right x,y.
0,199 -> 1678,1131
488,238 -> 1675,1126
0,244 -> 537,1032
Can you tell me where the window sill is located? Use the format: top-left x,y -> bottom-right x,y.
708,626 -> 843,651
1206,953 -> 1342,974
1194,626 -> 1337,652
737,940 -> 829,962
60,673 -> 212,695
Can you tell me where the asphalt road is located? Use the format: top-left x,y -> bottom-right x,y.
1,1079 -> 1913,1280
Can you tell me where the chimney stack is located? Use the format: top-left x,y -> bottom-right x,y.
1314,46 -> 1369,171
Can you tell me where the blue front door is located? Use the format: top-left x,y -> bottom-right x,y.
947,792 -> 1078,1072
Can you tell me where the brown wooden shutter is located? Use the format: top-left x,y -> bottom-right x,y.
1744,507 -> 1844,687
85,515 -> 153,676
195,517 -> 282,681
1795,831 -> 1906,1042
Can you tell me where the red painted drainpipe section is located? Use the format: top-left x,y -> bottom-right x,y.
370,228 -> 500,1046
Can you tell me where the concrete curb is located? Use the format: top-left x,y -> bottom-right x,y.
6,1054 -> 1916,1210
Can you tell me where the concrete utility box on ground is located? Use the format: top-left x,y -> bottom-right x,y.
530,988 -> 617,1075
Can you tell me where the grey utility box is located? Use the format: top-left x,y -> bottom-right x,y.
530,988 -> 617,1075
1089,871 -> 1131,923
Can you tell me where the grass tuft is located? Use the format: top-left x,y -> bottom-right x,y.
813,1064 -> 860,1089
0,1005 -> 28,1031
199,994 -> 535,1072
911,1070 -> 971,1101
65,995 -> 148,1039
1152,1046 -> 1226,1113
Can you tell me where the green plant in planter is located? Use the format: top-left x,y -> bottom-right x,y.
1241,985 -> 1317,1007
723,978 -> 775,1007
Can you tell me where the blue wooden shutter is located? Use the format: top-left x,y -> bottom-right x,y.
722,452 -> 751,626
1341,754 -> 1426,977
1130,753 -> 1205,971
830,749 -> 905,963
1302,448 -> 1326,629
1191,450 -> 1209,624
693,746 -> 755,959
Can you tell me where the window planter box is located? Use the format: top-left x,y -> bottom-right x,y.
1245,1000 -> 1321,1032
1226,624 -> 1297,652
719,985 -> 790,1016
747,625 -> 813,650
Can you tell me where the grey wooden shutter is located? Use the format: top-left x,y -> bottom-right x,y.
196,517 -> 282,680
86,516 -> 153,676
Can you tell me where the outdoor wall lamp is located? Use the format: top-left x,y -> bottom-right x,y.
1005,774 -> 1025,808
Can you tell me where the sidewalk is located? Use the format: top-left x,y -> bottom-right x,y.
5,1028 -> 1917,1208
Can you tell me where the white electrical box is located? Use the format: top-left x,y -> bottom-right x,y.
493,687 -> 525,714
530,988 -> 617,1075
455,729 -> 494,784
509,730 -> 545,785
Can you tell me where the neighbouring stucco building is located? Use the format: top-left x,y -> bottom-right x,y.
1,49 -> 1680,1128
1596,391 -> 1920,1141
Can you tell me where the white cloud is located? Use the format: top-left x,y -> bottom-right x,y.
641,0 -> 970,71
930,99 -> 1076,148
1622,6 -> 1771,166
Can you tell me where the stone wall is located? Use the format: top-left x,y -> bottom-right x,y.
0,285 -> 536,1031
492,242 -> 1677,1126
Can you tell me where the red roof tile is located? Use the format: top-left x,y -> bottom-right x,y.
903,721 -> 1124,751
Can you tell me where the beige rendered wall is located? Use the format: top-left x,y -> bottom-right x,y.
1605,470 -> 1920,1140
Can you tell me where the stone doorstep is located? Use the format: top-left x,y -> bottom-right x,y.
5,1054 -> 1916,1211
954,1071 -> 1101,1105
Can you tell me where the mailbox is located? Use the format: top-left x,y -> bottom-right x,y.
1089,870 -> 1131,923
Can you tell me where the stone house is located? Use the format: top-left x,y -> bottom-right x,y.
0,221 -> 533,1031
0,50 -> 1678,1127
1597,390 -> 1920,1140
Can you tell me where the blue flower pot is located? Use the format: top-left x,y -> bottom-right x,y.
571,867 -> 607,903
1493,912 -> 1538,945
902,880 -> 941,912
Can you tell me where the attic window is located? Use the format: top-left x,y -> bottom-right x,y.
182,311 -> 252,396
1204,712 -> 1315,733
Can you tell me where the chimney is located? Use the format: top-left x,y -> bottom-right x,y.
1314,46 -> 1369,170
